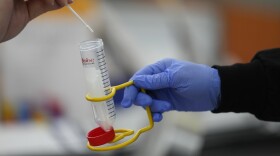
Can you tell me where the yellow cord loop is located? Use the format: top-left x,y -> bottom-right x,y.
85,81 -> 154,151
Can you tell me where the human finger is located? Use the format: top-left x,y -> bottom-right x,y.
55,0 -> 73,7
152,113 -> 163,122
121,85 -> 139,108
133,59 -> 174,76
26,0 -> 73,20
134,92 -> 153,107
150,99 -> 172,113
133,72 -> 170,90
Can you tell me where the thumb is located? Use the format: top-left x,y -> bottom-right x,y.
132,72 -> 170,90
27,0 -> 73,20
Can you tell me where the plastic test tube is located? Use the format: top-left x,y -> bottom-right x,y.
80,39 -> 116,131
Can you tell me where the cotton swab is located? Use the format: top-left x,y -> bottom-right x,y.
66,4 -> 94,33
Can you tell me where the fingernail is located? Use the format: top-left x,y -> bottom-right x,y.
68,0 -> 73,4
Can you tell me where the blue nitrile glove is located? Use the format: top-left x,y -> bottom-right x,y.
121,59 -> 221,122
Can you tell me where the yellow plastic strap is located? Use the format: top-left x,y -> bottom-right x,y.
86,81 -> 133,102
85,81 -> 154,151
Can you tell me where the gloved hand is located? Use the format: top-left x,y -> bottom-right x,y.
121,58 -> 221,122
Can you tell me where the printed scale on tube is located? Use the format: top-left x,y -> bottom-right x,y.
80,39 -> 115,131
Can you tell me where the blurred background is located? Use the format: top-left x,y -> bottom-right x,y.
1,0 -> 280,156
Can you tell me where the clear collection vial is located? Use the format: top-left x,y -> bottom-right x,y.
80,39 -> 116,131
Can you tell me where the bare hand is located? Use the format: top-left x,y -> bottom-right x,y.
0,0 -> 73,43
